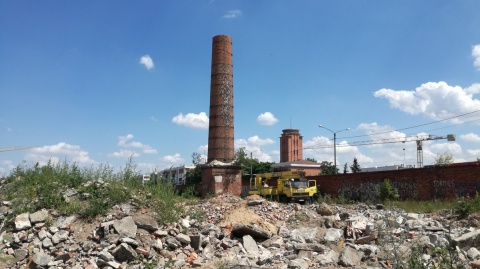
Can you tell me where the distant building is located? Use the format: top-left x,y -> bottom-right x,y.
273,160 -> 321,176
361,164 -> 414,172
277,129 -> 321,176
280,129 -> 303,163
158,165 -> 195,185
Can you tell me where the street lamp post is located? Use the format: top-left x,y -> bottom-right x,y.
318,125 -> 350,174
250,151 -> 253,186
243,148 -> 263,187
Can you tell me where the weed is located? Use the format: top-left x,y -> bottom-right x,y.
474,192 -> 480,211
453,199 -> 472,220
189,208 -> 206,222
377,179 -> 399,203
287,210 -> 309,224
182,185 -> 199,200
3,158 -> 189,224
335,193 -> 351,204
316,193 -> 333,204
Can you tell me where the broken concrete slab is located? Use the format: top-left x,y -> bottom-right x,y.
231,224 -> 272,240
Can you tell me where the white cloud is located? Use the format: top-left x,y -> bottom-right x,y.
195,145 -> 208,164
424,142 -> 463,163
172,112 -> 209,129
158,154 -> 185,169
139,55 -> 154,70
461,133 -> 480,143
26,142 -> 95,165
109,150 -> 140,158
223,10 -> 241,19
117,134 -> 157,154
465,83 -> 480,95
303,136 -> 332,150
304,134 -> 371,167
0,160 -> 15,175
247,136 -> 275,146
234,136 -> 275,162
473,44 -> 480,70
303,121 -> 463,168
374,81 -> 480,123
466,149 -> 480,157
235,136 -> 275,149
257,112 -> 278,126
136,162 -> 158,174
198,145 -> 208,152
357,122 -> 408,140
429,142 -> 462,156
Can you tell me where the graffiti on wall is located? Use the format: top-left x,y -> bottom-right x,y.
432,179 -> 480,199
338,181 -> 378,202
338,179 -> 419,201
433,179 -> 455,199
392,181 -> 418,200
314,164 -> 480,200
453,181 -> 480,198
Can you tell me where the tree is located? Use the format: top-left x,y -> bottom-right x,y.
186,152 -> 204,185
343,163 -> 349,174
233,148 -> 273,178
377,179 -> 399,202
435,152 -> 454,165
191,152 -> 204,165
350,157 -> 361,173
320,161 -> 337,175
305,157 -> 317,162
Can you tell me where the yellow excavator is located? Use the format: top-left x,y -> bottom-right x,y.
248,170 -> 318,203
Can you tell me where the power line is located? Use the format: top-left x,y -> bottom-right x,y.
339,109 -> 480,140
306,109 -> 480,150
420,118 -> 480,134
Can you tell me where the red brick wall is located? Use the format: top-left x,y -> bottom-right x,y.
201,165 -> 242,197
307,162 -> 480,200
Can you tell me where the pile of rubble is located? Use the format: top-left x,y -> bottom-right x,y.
3,195 -> 480,268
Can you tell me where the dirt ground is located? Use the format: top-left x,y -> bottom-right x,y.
217,200 -> 278,235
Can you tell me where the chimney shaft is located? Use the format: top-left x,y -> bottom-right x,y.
207,35 -> 234,163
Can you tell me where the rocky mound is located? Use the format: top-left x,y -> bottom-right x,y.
2,193 -> 480,268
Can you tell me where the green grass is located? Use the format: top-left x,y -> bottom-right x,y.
394,200 -> 457,214
2,158 -> 192,225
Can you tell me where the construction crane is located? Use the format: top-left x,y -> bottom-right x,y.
415,135 -> 455,168
0,145 -> 39,153
306,134 -> 456,168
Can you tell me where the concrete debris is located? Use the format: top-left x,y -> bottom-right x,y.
113,216 -> 137,238
2,192 -> 480,268
14,213 -> 31,231
232,224 -> 272,240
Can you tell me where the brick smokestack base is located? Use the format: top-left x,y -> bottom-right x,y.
201,165 -> 242,198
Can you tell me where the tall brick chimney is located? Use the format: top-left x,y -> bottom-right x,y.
207,35 -> 234,163
201,35 -> 241,197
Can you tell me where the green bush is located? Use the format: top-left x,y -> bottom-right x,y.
377,179 -> 399,203
453,199 -> 472,219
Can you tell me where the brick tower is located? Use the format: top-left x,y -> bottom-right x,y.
280,129 -> 303,162
201,35 -> 242,197
207,35 -> 234,163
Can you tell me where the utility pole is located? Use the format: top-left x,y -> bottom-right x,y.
318,125 -> 350,174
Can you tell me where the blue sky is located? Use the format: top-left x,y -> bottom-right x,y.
1,1 -> 480,174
